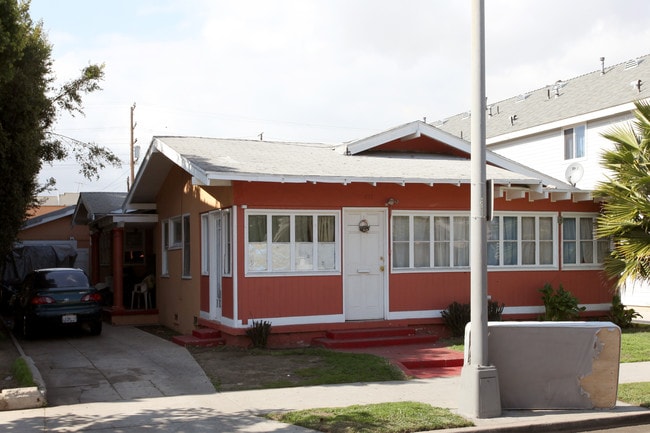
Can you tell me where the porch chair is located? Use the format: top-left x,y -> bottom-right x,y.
131,280 -> 152,310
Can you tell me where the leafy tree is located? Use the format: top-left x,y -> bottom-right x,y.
594,100 -> 650,287
0,0 -> 120,257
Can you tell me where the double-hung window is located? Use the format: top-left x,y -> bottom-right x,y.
564,125 -> 586,160
487,214 -> 555,267
246,210 -> 339,274
392,213 -> 469,269
562,215 -> 609,266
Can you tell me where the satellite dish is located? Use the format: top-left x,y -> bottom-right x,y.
565,162 -> 584,186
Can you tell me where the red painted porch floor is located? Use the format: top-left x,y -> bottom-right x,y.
335,343 -> 464,379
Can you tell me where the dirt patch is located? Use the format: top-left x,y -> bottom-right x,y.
189,346 -> 328,391
137,325 -> 331,392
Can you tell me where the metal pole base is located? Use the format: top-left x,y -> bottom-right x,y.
458,364 -> 501,418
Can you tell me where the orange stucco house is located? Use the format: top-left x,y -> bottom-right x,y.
83,121 -> 614,346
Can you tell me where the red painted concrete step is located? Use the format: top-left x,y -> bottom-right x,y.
312,327 -> 439,349
172,328 -> 225,348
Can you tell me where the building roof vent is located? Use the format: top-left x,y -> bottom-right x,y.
625,58 -> 639,70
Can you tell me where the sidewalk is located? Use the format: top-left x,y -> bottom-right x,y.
2,324 -> 650,432
0,369 -> 649,432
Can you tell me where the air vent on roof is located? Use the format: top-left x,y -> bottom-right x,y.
462,111 -> 471,120
625,58 -> 639,70
515,93 -> 530,103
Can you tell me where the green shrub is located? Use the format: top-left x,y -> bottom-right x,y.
246,320 -> 272,348
441,299 -> 505,338
539,283 -> 585,321
609,293 -> 641,328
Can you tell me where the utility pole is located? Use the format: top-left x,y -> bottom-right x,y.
458,0 -> 501,419
129,102 -> 138,187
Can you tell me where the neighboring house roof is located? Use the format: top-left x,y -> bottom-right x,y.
435,54 -> 650,143
126,120 -> 580,207
21,205 -> 75,230
72,192 -> 128,225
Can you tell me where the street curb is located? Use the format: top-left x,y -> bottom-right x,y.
1,328 -> 48,410
443,409 -> 650,432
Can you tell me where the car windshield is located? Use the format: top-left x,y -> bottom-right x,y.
36,271 -> 89,289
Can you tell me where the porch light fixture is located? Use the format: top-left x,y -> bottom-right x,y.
385,198 -> 399,206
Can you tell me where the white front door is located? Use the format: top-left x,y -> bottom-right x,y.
343,208 -> 387,320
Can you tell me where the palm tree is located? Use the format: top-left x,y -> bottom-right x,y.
595,100 -> 650,287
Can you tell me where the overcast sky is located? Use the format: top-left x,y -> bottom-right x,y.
28,0 -> 650,195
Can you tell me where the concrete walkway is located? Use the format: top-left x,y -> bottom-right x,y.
17,324 -> 215,405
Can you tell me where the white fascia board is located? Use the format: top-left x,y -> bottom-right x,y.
153,138 -> 210,186
346,121 -> 421,154
487,100 -> 647,146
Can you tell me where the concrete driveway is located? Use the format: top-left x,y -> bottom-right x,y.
18,324 -> 215,406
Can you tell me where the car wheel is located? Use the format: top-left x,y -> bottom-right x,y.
89,320 -> 102,336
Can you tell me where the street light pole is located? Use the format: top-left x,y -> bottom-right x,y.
458,0 -> 501,418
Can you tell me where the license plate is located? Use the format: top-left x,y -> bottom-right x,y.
62,314 -> 77,324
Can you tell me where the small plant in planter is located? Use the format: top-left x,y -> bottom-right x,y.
246,320 -> 272,348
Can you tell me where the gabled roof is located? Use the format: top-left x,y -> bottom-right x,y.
435,54 -> 650,143
72,192 -> 128,225
126,120 -> 577,206
21,206 -> 75,230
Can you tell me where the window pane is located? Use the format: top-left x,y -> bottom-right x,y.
248,215 -> 267,242
487,217 -> 500,265
564,128 -> 574,159
563,242 -> 576,264
295,243 -> 313,270
393,216 -> 409,241
318,243 -> 336,270
248,243 -> 267,271
433,217 -> 450,267
296,216 -> 313,242
453,216 -> 469,266
540,241 -> 553,264
271,244 -> 291,271
393,243 -> 409,268
318,216 -> 335,242
539,217 -> 553,241
272,215 -> 290,242
575,125 -> 585,158
414,216 -> 430,241
580,218 -> 594,263
503,217 -> 518,265
414,242 -> 430,267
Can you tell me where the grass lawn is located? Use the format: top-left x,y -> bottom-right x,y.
618,382 -> 650,407
268,401 -> 473,433
620,325 -> 650,363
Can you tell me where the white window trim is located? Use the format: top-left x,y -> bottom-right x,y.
563,124 -> 587,161
161,220 -> 169,277
201,213 -> 209,275
182,214 -> 191,278
561,213 -> 607,269
391,211 -> 470,273
169,216 -> 183,250
487,211 -> 558,270
222,209 -> 233,277
391,210 -> 559,273
244,209 -> 341,276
